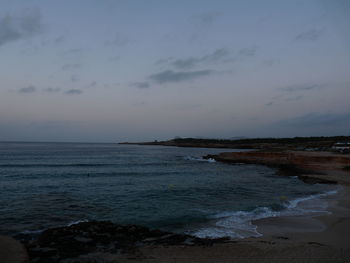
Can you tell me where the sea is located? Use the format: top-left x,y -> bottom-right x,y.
0,142 -> 338,239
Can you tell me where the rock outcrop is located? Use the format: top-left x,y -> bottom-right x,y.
23,221 -> 228,263
204,151 -> 350,185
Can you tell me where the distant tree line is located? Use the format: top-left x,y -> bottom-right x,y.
170,136 -> 350,145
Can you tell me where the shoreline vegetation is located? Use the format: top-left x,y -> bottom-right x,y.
2,136 -> 350,262
119,136 -> 350,151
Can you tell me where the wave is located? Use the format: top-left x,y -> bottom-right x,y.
184,156 -> 216,163
0,162 -> 171,168
191,189 -> 338,239
67,219 -> 89,226
0,163 -> 117,168
18,219 -> 89,238
286,190 -> 338,210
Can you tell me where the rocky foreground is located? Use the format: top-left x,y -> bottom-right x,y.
17,209 -> 350,263
21,221 -> 229,263
204,151 -> 350,185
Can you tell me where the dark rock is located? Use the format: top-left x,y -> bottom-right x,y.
74,236 -> 93,243
275,236 -> 289,240
24,221 -> 230,262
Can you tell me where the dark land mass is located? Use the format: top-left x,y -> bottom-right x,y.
204,151 -> 350,185
119,136 -> 350,151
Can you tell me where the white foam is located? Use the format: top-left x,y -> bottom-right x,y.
194,227 -> 248,239
20,229 -> 45,235
67,219 -> 89,226
192,207 -> 278,238
20,219 -> 89,236
286,190 -> 337,209
192,189 -> 338,239
184,156 -> 216,163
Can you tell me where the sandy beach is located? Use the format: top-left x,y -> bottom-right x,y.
87,186 -> 350,263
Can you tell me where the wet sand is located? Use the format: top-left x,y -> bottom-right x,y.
255,186 -> 350,247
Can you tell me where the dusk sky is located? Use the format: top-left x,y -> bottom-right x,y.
1,0 -> 349,142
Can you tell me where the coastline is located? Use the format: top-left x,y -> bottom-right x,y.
3,148 -> 350,262
118,136 -> 350,151
98,186 -> 350,263
204,150 -> 350,185
253,185 -> 350,248
99,150 -> 350,262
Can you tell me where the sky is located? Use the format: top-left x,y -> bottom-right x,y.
0,0 -> 349,142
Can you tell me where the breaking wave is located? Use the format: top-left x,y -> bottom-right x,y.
184,156 -> 216,163
191,189 -> 338,239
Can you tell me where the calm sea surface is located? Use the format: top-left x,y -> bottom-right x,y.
0,142 -> 335,238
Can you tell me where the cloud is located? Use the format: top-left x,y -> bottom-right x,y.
155,57 -> 174,65
225,46 -> 257,62
62,63 -> 81,70
189,12 -> 221,42
274,113 -> 350,127
149,69 -> 214,84
285,95 -> 303,102
280,83 -> 325,92
43,87 -> 61,93
71,75 -> 79,82
65,89 -> 83,95
192,12 -> 221,28
41,36 -> 65,47
62,48 -> 84,57
266,84 -> 323,106
87,81 -> 97,88
0,9 -> 43,46
172,48 -> 230,69
105,33 -> 130,47
172,58 -> 198,70
18,85 -> 36,93
54,36 -> 64,44
295,28 -> 324,41
262,59 -> 280,67
129,82 -> 150,89
238,47 -> 257,57
157,47 -> 257,70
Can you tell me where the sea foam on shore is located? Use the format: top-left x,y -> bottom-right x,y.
191,189 -> 339,239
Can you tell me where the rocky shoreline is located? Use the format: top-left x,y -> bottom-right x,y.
22,221 -> 229,263
204,151 -> 350,185
4,149 -> 350,263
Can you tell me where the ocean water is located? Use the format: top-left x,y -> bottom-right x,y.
0,142 -> 336,238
